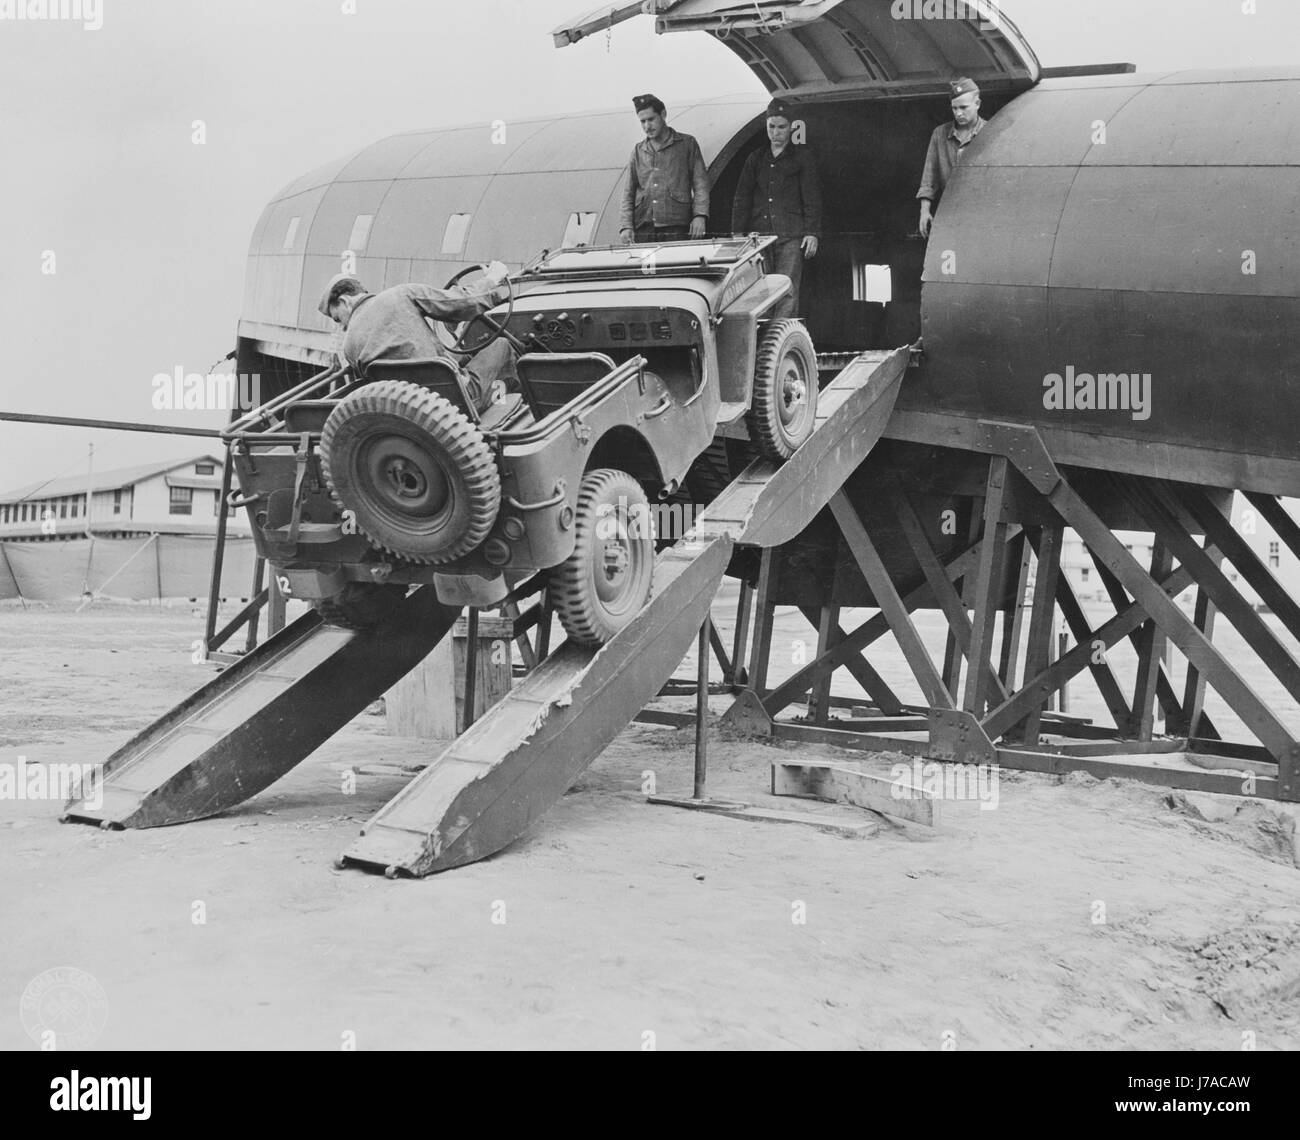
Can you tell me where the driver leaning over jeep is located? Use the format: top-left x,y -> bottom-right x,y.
318,266 -> 518,416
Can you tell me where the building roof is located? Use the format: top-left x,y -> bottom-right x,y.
0,455 -> 223,504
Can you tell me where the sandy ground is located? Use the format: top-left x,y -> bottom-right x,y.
2,598 -> 1299,1051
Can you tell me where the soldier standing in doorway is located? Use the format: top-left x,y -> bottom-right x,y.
619,94 -> 710,244
917,77 -> 987,239
731,100 -> 822,319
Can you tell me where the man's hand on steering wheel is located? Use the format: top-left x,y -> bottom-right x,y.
437,262 -> 516,358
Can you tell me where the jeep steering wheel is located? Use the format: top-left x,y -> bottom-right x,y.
437,264 -> 516,358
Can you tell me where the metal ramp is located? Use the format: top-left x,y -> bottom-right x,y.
340,346 -> 910,876
63,587 -> 461,828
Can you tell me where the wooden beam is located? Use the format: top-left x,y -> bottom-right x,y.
963,458 -> 1011,716
1130,541 -> 1173,741
795,605 -> 907,716
772,761 -> 940,828
1091,557 -> 1184,728
983,562 -> 1193,743
759,531 -> 1017,717
747,548 -> 777,697
893,484 -> 1008,709
1016,524 -> 1062,746
829,491 -> 954,710
999,533 -> 1032,689
1053,557 -> 1133,732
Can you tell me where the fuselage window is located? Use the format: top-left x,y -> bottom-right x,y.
347,213 -> 374,253
442,213 -> 472,255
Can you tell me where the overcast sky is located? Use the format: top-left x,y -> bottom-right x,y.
1,0 -> 1297,493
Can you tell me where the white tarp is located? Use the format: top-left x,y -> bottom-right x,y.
0,535 -> 260,601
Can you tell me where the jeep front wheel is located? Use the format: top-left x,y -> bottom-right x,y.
747,319 -> 818,461
550,469 -> 655,647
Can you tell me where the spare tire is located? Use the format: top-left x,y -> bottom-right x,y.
320,379 -> 500,564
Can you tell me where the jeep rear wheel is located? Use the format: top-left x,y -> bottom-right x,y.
550,469 -> 655,647
313,582 -> 408,631
747,319 -> 818,461
320,379 -> 500,565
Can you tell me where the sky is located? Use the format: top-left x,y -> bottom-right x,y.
1,0 -> 1297,495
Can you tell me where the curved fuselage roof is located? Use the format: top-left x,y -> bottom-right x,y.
241,66 -> 1300,490
239,94 -> 769,362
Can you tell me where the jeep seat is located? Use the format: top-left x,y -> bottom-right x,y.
281,400 -> 336,433
363,357 -> 525,429
516,352 -> 618,420
363,358 -> 479,420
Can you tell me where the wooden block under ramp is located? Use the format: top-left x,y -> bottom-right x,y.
386,615 -> 514,740
386,636 -> 456,740
772,761 -> 941,828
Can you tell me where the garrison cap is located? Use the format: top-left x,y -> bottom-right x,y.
318,273 -> 364,318
765,99 -> 792,121
633,93 -> 665,114
949,77 -> 980,99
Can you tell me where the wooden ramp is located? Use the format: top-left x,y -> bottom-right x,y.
63,588 -> 460,828
340,347 -> 910,875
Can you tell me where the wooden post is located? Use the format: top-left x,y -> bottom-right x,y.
807,605 -> 839,725
454,614 -> 513,734
245,558 -> 265,653
694,620 -> 709,799
728,579 -> 753,688
747,549 -> 778,697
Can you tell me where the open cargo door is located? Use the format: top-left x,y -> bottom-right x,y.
553,0 -> 1040,101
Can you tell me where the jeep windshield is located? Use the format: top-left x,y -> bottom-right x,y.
520,235 -> 775,282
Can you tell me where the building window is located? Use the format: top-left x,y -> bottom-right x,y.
169,487 -> 193,516
70,498 -> 78,519
282,215 -> 301,250
441,213 -> 471,255
113,489 -> 122,515
59,498 -> 67,519
1269,540 -> 1280,570
195,463 -> 215,476
561,212 -> 599,248
347,213 -> 374,253
20,503 -> 28,522
1,505 -> 8,523
1080,567 -> 1090,583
